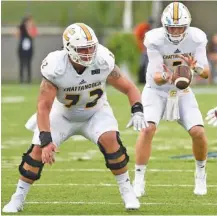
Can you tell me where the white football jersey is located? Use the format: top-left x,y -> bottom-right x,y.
144,27 -> 209,92
41,44 -> 115,121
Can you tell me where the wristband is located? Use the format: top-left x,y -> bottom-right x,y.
39,131 -> 52,148
193,66 -> 204,75
161,72 -> 168,81
131,102 -> 143,113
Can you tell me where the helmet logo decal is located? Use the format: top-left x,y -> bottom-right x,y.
166,17 -> 172,25
77,23 -> 92,41
173,2 -> 179,24
63,28 -> 75,41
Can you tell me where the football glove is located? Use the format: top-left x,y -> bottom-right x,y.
205,107 -> 217,127
126,102 -> 149,131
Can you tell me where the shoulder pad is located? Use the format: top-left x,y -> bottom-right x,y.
188,27 -> 207,44
96,44 -> 115,72
144,28 -> 165,48
41,50 -> 67,82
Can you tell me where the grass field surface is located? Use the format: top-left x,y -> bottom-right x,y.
1,84 -> 217,215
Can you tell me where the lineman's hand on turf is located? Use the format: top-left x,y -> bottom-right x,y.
42,143 -> 58,165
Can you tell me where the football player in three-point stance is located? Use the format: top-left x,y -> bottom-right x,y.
133,2 -> 210,197
3,23 -> 148,213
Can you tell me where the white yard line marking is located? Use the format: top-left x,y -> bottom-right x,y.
67,150 -> 98,161
1,145 -> 10,149
2,140 -> 29,145
71,135 -> 87,141
6,183 -> 217,188
44,168 -> 195,172
11,201 -> 216,206
24,201 -> 172,205
2,168 -> 195,172
9,215 -> 217,216
1,96 -> 25,103
192,87 -> 217,95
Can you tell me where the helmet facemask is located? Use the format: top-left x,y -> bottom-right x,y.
66,41 -> 98,67
164,25 -> 189,45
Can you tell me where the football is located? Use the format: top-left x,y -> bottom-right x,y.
173,65 -> 192,90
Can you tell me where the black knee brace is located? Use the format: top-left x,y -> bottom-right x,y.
19,144 -> 44,181
98,132 -> 129,170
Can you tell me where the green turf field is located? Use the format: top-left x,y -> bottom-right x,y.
1,84 -> 217,215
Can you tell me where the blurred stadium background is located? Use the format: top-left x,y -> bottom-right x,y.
1,1 -> 217,215
2,1 -> 217,82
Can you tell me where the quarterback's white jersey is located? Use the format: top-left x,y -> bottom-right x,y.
41,44 -> 115,122
144,27 -> 209,92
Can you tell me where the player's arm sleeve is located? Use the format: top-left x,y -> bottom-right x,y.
106,50 -> 115,74
194,42 -> 209,67
146,44 -> 164,76
40,55 -> 59,87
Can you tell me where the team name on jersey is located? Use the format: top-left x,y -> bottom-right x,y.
63,81 -> 102,92
163,52 -> 192,59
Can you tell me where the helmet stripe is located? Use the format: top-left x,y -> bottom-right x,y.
77,23 -> 92,41
173,2 -> 179,24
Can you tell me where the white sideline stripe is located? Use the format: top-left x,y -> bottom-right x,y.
21,201 -> 217,206
7,183 -> 217,188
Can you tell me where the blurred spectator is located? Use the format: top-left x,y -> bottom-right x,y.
207,33 -> 217,84
134,17 -> 154,84
16,15 -> 38,84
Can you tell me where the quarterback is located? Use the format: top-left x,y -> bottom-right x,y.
3,23 -> 148,213
133,2 -> 210,197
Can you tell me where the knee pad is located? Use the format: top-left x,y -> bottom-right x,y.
19,144 -> 44,181
98,132 -> 129,170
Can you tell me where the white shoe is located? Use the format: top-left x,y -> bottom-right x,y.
133,181 -> 145,198
2,194 -> 25,213
194,173 -> 207,195
120,185 -> 140,210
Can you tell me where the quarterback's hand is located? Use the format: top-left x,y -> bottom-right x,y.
179,54 -> 197,69
205,107 -> 217,127
42,143 -> 58,165
162,64 -> 174,84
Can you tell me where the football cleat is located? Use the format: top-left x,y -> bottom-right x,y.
133,180 -> 145,198
2,193 -> 25,213
194,173 -> 207,195
119,185 -> 140,210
